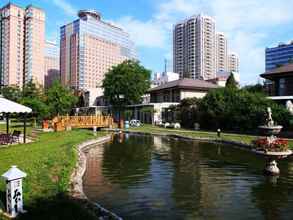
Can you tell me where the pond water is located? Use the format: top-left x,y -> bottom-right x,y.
83,134 -> 293,220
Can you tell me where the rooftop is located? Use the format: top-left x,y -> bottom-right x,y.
78,10 -> 101,20
261,63 -> 293,79
148,78 -> 219,92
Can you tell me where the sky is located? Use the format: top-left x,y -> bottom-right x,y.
6,0 -> 293,85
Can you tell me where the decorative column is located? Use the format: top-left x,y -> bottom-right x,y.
1,165 -> 27,218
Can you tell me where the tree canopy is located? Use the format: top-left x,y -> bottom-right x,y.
242,83 -> 264,94
0,86 -> 22,102
102,60 -> 151,109
0,80 -> 77,120
46,81 -> 78,117
197,88 -> 291,131
225,73 -> 238,89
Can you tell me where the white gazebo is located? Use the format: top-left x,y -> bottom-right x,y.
0,96 -> 32,143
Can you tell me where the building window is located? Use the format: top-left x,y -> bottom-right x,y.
279,78 -> 286,96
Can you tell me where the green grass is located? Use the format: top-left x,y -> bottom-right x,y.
0,120 -> 34,136
128,125 -> 293,148
0,129 -> 108,219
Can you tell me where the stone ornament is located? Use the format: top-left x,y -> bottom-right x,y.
1,165 -> 27,218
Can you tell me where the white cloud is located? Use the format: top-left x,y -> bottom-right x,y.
115,0 -> 293,84
115,16 -> 167,48
52,0 -> 77,17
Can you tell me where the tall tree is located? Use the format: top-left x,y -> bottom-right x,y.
226,72 -> 238,89
0,86 -> 22,102
20,81 -> 49,120
46,81 -> 78,117
102,60 -> 151,109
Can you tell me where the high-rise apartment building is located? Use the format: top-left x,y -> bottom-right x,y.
173,14 -> 216,80
60,10 -> 136,91
216,32 -> 228,73
265,41 -> 293,71
0,3 -> 45,87
173,14 -> 240,81
0,4 -> 25,87
24,6 -> 45,86
44,41 -> 59,89
228,52 -> 239,73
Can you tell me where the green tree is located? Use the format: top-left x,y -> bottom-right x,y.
20,81 -> 49,121
22,80 -> 44,99
242,84 -> 264,93
225,73 -> 238,89
103,60 -> 151,108
0,86 -> 22,102
46,81 -> 78,117
197,88 -> 291,131
21,96 -> 49,120
177,98 -> 198,128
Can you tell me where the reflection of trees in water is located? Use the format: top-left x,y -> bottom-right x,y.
169,139 -> 202,216
102,134 -> 153,186
200,143 -> 265,171
251,161 -> 293,220
251,176 -> 291,220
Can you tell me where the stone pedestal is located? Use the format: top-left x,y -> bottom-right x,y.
264,160 -> 280,175
254,150 -> 292,176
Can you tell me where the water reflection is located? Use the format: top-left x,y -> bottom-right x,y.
83,134 -> 293,220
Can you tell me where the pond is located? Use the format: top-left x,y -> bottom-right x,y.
83,133 -> 293,220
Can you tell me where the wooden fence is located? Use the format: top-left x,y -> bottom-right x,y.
51,115 -> 114,131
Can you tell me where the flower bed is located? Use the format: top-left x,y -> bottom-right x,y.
252,137 -> 288,152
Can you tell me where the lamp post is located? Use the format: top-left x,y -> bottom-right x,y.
118,94 -> 125,129
1,166 -> 27,218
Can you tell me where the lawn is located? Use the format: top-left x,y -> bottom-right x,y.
128,125 -> 293,148
0,129 -> 108,219
0,120 -> 34,136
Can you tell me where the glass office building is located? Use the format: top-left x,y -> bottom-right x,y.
60,10 -> 136,90
265,41 -> 293,71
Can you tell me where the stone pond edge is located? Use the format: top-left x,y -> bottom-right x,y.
70,129 -> 292,220
70,134 -> 123,220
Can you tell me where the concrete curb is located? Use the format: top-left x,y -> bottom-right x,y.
70,135 -> 112,199
69,134 -> 123,220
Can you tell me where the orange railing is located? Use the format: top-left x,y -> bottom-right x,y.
51,115 -> 114,131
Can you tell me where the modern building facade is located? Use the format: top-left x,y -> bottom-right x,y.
265,41 -> 293,71
173,14 -> 216,80
44,41 -> 59,89
228,52 -> 239,73
0,3 -> 45,87
60,10 -> 136,91
216,32 -> 228,73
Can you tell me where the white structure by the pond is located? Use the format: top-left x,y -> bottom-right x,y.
1,165 -> 27,218
257,107 -> 292,175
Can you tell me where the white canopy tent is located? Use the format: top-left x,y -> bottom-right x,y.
0,96 -> 32,143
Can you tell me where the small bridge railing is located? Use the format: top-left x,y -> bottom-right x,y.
51,115 -> 114,131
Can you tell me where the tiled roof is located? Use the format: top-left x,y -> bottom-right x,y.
148,78 -> 218,92
261,64 -> 293,77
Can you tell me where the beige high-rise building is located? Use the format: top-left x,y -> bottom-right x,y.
173,14 -> 216,80
0,3 -> 45,87
24,6 -> 45,86
0,4 -> 25,87
228,52 -> 239,73
216,32 -> 228,73
60,10 -> 136,91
